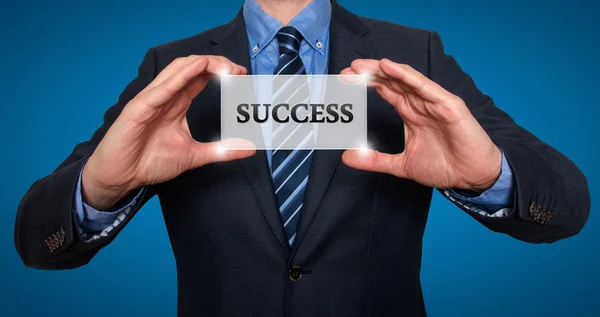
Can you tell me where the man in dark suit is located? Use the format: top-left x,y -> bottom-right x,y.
14,0 -> 590,316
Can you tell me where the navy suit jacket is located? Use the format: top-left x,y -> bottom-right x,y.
15,2 -> 590,316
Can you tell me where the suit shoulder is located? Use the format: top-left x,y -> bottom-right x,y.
360,16 -> 431,38
150,22 -> 230,60
359,16 -> 432,50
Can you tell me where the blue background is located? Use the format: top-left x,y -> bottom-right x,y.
1,0 -> 598,316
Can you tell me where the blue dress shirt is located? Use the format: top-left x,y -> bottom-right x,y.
73,0 -> 515,238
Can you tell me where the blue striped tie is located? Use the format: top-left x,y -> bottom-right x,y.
272,26 -> 313,246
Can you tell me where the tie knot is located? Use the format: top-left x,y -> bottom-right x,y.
276,26 -> 303,54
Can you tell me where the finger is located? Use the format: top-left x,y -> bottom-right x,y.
347,61 -> 412,92
140,56 -> 193,94
350,59 -> 387,78
342,148 -> 405,177
349,59 -> 448,100
143,57 -> 210,107
231,63 -> 247,75
201,56 -> 247,76
379,58 -> 448,103
191,138 -> 256,168
340,67 -> 353,75
341,66 -> 393,89
339,67 -> 362,83
142,56 -> 202,93
230,64 -> 247,75
183,56 -> 246,96
228,61 -> 247,75
367,77 -> 397,89
178,58 -> 246,110
144,57 -> 233,107
202,56 -> 235,76
145,55 -> 244,93
337,72 -> 370,86
231,62 -> 248,75
212,56 -> 247,75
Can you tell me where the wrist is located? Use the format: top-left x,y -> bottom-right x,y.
463,146 -> 503,193
81,162 -> 136,210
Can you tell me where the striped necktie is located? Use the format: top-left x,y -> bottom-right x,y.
271,26 -> 313,246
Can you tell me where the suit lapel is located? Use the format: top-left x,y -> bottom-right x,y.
292,2 -> 377,251
207,11 -> 291,255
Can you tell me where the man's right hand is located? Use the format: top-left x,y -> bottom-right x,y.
82,55 -> 255,210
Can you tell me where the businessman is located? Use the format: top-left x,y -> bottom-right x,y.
15,0 -> 590,316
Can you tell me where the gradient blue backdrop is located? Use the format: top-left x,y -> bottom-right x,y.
1,0 -> 598,316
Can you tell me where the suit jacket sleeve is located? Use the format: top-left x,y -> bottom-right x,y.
14,48 -> 158,269
428,31 -> 591,243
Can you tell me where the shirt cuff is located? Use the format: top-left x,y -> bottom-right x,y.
446,149 -> 515,215
73,165 -> 144,236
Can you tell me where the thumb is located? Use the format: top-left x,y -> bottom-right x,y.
191,138 -> 256,168
342,148 -> 405,177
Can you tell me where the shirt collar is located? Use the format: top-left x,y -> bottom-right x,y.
243,0 -> 331,58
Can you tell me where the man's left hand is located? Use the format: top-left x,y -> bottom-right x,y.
340,58 -> 502,193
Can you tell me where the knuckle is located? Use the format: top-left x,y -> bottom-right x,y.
416,77 -> 427,91
206,55 -> 222,63
448,95 -> 464,106
437,100 -> 464,123
162,82 -> 177,95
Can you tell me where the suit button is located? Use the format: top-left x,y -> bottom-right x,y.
529,202 -> 536,213
288,265 -> 302,281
